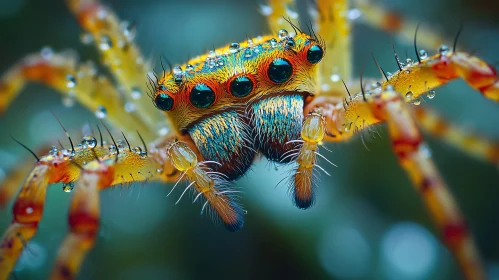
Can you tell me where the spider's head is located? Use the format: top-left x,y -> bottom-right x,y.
153,32 -> 325,179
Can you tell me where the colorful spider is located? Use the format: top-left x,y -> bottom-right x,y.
0,0 -> 498,279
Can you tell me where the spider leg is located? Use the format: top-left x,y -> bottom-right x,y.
310,0 -> 352,95
65,0 -> 166,131
343,78 -> 499,165
0,146 -> 52,208
414,106 -> 499,165
353,0 -> 445,51
369,88 -> 485,280
0,141 -> 158,279
304,88 -> 486,279
49,160 -> 113,280
0,51 -> 156,140
383,51 -> 499,102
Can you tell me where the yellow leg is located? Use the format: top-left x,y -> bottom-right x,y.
353,0 -> 446,50
305,87 -> 486,280
383,51 -> 499,102
65,0 -> 165,131
312,0 -> 352,95
0,51 -> 156,140
0,139 -> 157,280
414,106 -> 499,165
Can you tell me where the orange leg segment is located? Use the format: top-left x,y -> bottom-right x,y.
305,87 -> 486,279
370,89 -> 485,280
50,161 -> 114,280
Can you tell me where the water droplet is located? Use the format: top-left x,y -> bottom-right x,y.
26,207 -> 33,214
405,58 -> 413,65
109,145 -> 117,154
173,66 -> 182,75
95,105 -> 107,119
159,127 -> 169,136
412,97 -> 421,105
330,74 -> 340,82
62,96 -> 75,108
80,32 -> 93,45
120,21 -> 136,42
133,146 -> 148,158
259,4 -> 273,16
62,182 -> 74,193
40,47 -> 54,60
156,168 -> 163,173
405,91 -> 413,101
270,38 -> 278,48
247,39 -> 254,47
99,35 -> 112,51
229,43 -> 240,53
82,136 -> 97,149
208,50 -> 216,59
386,72 -> 393,78
50,146 -> 58,155
131,87 -> 142,99
117,140 -> 125,150
386,85 -> 395,91
133,146 -> 143,154
66,75 -> 77,88
61,149 -> 74,157
438,45 -> 449,55
286,38 -> 295,48
244,48 -> 253,58
426,89 -> 436,99
186,64 -> 194,72
347,9 -> 362,20
419,144 -> 432,158
278,29 -> 288,40
243,210 -> 248,215
418,49 -> 428,60
125,102 -> 136,112
217,58 -> 224,66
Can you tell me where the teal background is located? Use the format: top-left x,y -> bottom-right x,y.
0,0 -> 499,279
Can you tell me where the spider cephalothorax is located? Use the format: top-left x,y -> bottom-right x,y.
154,33 -> 324,179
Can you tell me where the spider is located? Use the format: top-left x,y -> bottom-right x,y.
0,0 -> 498,279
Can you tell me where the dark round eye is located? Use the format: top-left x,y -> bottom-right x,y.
230,76 -> 254,97
307,45 -> 324,64
267,58 -> 293,83
190,83 -> 216,108
154,93 -> 174,111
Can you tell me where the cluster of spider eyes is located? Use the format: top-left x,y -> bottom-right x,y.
154,37 -> 324,111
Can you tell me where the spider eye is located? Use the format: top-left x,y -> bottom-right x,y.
155,93 -> 174,111
307,45 -> 324,64
190,83 -> 216,108
230,76 -> 254,97
268,58 -> 293,83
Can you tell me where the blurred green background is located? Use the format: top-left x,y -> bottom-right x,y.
0,0 -> 499,279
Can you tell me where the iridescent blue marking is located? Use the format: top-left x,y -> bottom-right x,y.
251,94 -> 304,161
188,111 -> 255,180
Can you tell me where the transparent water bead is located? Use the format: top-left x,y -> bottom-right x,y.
82,136 -> 97,149
438,45 -> 450,55
62,182 -> 74,193
418,49 -> 428,60
278,29 -> 288,40
95,105 -> 107,119
66,75 -> 77,88
426,90 -> 436,99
